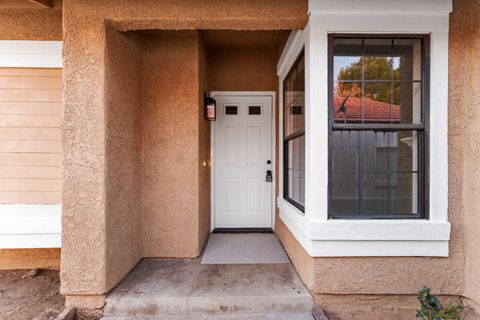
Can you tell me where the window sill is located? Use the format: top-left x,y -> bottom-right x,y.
277,197 -> 450,257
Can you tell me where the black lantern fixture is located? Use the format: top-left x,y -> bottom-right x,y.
204,93 -> 216,121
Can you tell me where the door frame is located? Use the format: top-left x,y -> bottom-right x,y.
210,91 -> 277,231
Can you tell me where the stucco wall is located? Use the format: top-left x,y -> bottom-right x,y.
207,47 -> 279,92
61,0 -> 306,300
0,0 -> 62,41
104,26 -> 143,292
449,0 -> 480,309
198,36 -> 211,253
141,32 -> 204,258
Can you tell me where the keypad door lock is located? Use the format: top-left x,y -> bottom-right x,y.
266,170 -> 273,182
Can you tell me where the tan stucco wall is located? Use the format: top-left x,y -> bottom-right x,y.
141,32 -> 205,258
207,47 -> 279,92
198,36 -> 211,254
104,26 -> 143,292
60,0 -> 306,300
450,0 -> 480,308
0,0 -> 62,41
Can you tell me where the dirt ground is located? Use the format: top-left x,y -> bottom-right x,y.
0,269 -> 64,320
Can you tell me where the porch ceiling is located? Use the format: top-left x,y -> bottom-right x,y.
200,30 -> 290,49
141,30 -> 290,49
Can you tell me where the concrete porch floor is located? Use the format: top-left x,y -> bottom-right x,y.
102,258 -> 314,319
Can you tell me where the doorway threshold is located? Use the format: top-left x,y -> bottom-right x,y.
212,228 -> 273,233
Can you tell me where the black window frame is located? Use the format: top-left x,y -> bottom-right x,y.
328,34 -> 430,220
283,50 -> 305,212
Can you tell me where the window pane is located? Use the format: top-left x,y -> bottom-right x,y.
284,52 -> 305,136
393,39 -> 422,81
225,105 -> 238,115
331,173 -> 358,214
331,131 -> 358,172
330,130 -> 420,216
286,135 -> 305,207
391,172 -> 419,214
363,82 -> 392,123
364,39 -> 392,81
333,38 -> 362,81
394,82 -> 422,124
360,173 -> 389,215
329,35 -> 427,219
333,82 -> 362,123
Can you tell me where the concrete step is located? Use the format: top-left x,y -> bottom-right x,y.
103,316 -> 314,320
102,259 -> 314,318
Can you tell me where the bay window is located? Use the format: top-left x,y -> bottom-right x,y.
283,51 -> 305,211
277,0 -> 451,257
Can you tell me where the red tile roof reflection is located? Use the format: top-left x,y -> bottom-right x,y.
333,96 -> 400,123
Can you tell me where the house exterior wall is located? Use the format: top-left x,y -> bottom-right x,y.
60,0 -> 307,305
198,36 -> 211,254
104,26 -> 143,295
3,1 -> 479,318
275,0 -> 479,318
449,0 -> 480,311
0,1 -> 62,270
141,32 -> 205,258
0,1 -> 62,41
207,48 -> 279,92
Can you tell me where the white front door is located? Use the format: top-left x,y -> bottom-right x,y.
213,94 -> 273,229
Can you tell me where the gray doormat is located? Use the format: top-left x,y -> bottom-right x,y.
201,233 -> 290,264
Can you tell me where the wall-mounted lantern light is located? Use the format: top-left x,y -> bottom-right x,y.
204,93 -> 216,121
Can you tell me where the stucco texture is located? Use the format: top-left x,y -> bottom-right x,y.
449,0 -> 480,308
104,26 -> 144,294
0,0 -> 62,41
60,0 -> 306,300
141,31 -> 207,258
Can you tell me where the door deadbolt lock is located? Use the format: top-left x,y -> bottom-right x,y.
266,170 -> 272,182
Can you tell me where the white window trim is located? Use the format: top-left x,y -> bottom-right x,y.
277,0 -> 452,257
0,40 -> 63,249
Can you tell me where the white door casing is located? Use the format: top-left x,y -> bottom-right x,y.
212,93 -> 274,229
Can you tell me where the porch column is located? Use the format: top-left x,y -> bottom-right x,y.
61,15 -> 143,307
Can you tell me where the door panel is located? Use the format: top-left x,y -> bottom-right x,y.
214,95 -> 273,228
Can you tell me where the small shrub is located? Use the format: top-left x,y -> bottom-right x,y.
416,287 -> 464,320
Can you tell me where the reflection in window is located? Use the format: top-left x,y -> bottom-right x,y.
329,36 -> 427,219
283,51 -> 305,211
333,37 -> 422,125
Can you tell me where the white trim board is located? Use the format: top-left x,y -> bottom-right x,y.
276,0 -> 452,257
0,40 -> 63,68
308,0 -> 452,15
210,91 -> 276,231
0,205 -> 61,248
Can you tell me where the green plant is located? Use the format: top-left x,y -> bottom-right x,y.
416,287 -> 464,320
